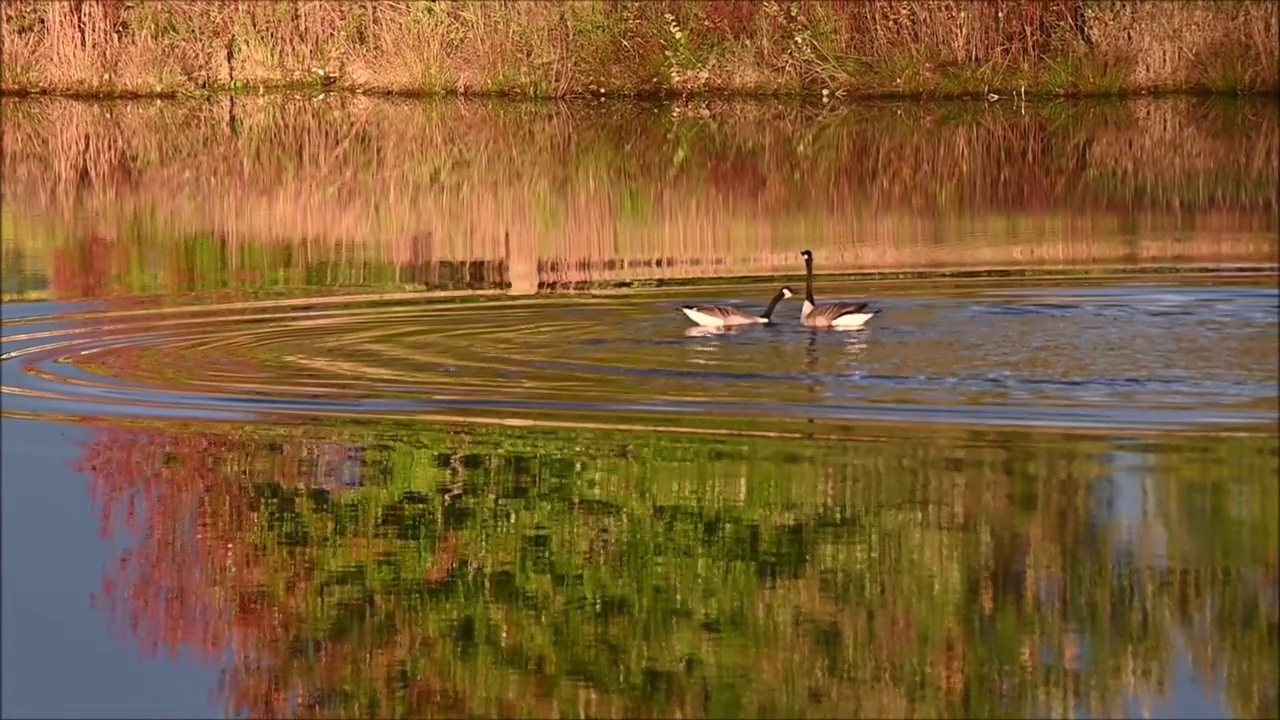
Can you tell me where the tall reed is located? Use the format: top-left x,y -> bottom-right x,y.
2,1 -> 1277,96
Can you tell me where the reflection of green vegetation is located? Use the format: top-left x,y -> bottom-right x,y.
28,228 -> 513,302
1,244 -> 49,300
617,187 -> 653,226
88,419 -> 1279,718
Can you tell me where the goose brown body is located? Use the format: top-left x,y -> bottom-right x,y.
799,250 -> 880,329
680,287 -> 793,328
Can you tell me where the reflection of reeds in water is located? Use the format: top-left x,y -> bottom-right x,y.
3,96 -> 1277,299
80,421 -> 1280,719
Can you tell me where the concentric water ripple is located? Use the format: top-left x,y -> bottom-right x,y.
3,279 -> 1277,434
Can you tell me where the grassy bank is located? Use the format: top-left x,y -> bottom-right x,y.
2,1 -> 1277,97
3,95 -> 1276,299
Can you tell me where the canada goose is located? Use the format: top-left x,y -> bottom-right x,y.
799,249 -> 880,329
680,286 -> 794,328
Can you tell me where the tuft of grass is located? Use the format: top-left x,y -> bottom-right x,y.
1,1 -> 1277,98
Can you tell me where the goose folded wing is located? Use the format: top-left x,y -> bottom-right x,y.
683,304 -> 744,319
816,302 -> 870,321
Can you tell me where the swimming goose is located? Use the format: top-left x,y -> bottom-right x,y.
680,286 -> 793,327
799,249 -> 880,329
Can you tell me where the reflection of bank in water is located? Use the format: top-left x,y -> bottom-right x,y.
394,231 -> 531,294
31,221 -> 1280,303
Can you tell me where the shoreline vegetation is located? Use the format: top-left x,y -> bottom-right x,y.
1,1 -> 1277,98
3,95 -> 1277,300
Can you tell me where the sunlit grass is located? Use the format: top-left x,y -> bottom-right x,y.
1,1 -> 1276,97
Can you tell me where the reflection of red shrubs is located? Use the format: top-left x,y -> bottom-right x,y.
83,427 -> 237,665
80,423 -> 467,718
83,424 -> 332,713
48,233 -> 153,308
51,234 -> 115,300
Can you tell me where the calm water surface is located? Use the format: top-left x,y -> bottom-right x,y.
1,95 -> 1277,719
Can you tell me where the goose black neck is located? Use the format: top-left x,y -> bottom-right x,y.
804,257 -> 815,304
761,289 -> 786,319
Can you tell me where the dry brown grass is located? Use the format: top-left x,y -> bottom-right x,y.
2,94 -> 1276,298
1,1 -> 1277,97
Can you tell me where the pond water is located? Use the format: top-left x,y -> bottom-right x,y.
1,95 -> 1277,719
4,276 -> 1278,434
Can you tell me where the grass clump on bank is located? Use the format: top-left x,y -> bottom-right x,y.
1,0 -> 1277,97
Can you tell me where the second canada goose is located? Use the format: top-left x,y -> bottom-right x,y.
680,286 -> 794,328
799,249 -> 880,329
